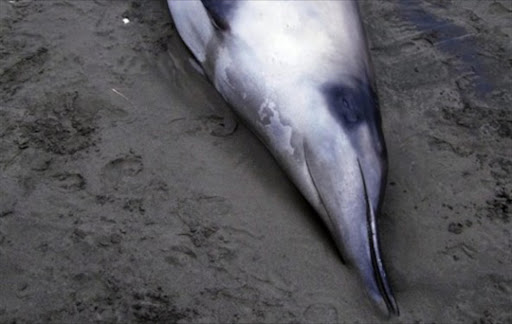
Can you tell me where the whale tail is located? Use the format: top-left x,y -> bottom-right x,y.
304,136 -> 398,317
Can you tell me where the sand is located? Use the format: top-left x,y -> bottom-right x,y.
0,0 -> 511,322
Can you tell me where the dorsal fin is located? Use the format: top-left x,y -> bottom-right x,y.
201,0 -> 237,30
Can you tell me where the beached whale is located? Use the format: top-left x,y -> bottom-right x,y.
167,0 -> 398,315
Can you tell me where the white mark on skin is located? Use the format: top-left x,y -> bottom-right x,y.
122,18 -> 130,24
258,99 -> 295,156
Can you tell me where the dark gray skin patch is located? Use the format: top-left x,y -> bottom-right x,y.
201,0 -> 238,31
321,79 -> 387,158
322,79 -> 381,131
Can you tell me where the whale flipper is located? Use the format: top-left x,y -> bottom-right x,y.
168,0 -> 214,63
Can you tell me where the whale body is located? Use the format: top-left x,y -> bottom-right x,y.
167,0 -> 399,316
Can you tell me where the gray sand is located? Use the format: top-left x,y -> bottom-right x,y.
0,0 -> 511,322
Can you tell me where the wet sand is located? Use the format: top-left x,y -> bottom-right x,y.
0,0 -> 511,322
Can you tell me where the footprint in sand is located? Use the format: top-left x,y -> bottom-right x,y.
50,173 -> 86,192
101,154 -> 144,194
